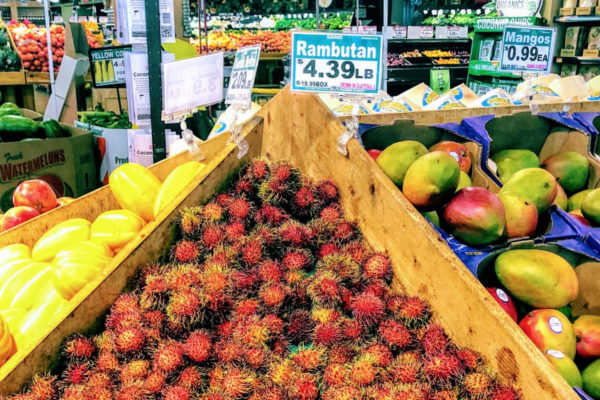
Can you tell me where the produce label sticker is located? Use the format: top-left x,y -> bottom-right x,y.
500,25 -> 556,74
89,46 -> 132,88
226,45 -> 261,105
161,52 -> 224,117
291,32 -> 382,95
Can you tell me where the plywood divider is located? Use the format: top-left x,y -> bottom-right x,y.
0,124 -> 253,394
267,88 -> 577,400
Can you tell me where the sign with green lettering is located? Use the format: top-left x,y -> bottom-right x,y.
500,25 -> 556,74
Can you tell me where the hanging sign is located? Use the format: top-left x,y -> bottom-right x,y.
291,32 -> 383,95
89,45 -> 132,88
226,44 -> 261,105
500,25 -> 556,74
161,52 -> 224,117
496,0 -> 543,17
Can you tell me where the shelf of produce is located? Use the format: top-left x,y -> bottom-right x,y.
555,56 -> 600,64
554,15 -> 600,23
0,71 -> 25,85
0,126 -> 251,394
24,71 -> 57,84
0,89 -> 579,400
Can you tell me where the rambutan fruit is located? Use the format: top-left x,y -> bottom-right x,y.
457,348 -> 482,371
200,390 -> 230,400
230,270 -> 259,292
313,322 -> 341,346
342,241 -> 371,264
270,161 -> 299,184
292,185 -> 321,219
258,260 -> 282,283
144,371 -> 167,394
140,275 -> 169,310
363,279 -> 391,299
202,202 -> 225,224
86,372 -> 113,390
288,373 -> 318,400
171,240 -> 200,264
323,363 -> 348,387
490,385 -> 520,400
63,334 -> 95,360
255,205 -> 289,227
142,310 -> 165,330
319,205 -> 343,224
316,180 -> 338,203
262,314 -> 284,335
209,366 -> 255,400
201,224 -> 225,250
319,254 -> 360,283
216,193 -> 233,208
282,249 -> 312,271
235,316 -> 271,347
363,253 -> 391,280
228,197 -> 254,221
153,341 -> 184,373
332,221 -> 358,243
363,343 -> 393,367
259,282 -> 287,309
249,386 -> 285,400
166,264 -> 202,289
318,243 -> 340,259
349,359 -> 377,386
96,351 -> 120,372
120,360 -> 150,382
420,324 -> 450,355
392,384 -> 430,400
215,340 -> 244,363
115,326 -> 145,354
177,367 -> 202,389
163,385 -> 190,400
386,353 -> 422,384
350,292 -> 385,327
430,389 -> 459,400
178,207 -> 203,239
291,345 -> 326,371
321,386 -> 361,400
240,239 -> 263,266
88,387 -> 114,400
225,221 -> 247,242
243,159 -> 270,182
234,299 -> 260,317
461,372 -> 493,399
184,330 -> 212,363
61,386 -> 86,400
388,295 -> 432,329
235,178 -> 254,196
62,363 -> 89,386
272,337 -> 291,356
422,354 -> 463,385
287,310 -> 315,344
341,318 -> 363,341
311,307 -> 341,324
166,287 -> 205,326
110,293 -> 141,318
29,375 -> 56,400
379,319 -> 411,349
327,344 -> 356,365
278,221 -> 311,247
307,270 -> 341,306
94,331 -> 117,354
245,346 -> 269,369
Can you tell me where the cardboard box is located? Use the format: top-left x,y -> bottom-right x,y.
0,124 -> 97,211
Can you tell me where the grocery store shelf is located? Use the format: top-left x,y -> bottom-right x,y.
555,56 -> 600,65
388,38 -> 471,44
387,65 -> 468,83
554,15 -> 600,23
468,60 -> 521,78
0,71 -> 25,86
388,65 -> 469,71
259,52 -> 288,60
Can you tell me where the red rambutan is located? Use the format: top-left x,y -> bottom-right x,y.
215,340 -> 244,363
144,371 -> 167,394
256,205 -> 289,227
225,221 -> 247,242
322,386 -> 361,400
387,353 -> 422,384
291,345 -> 326,371
430,389 -> 459,400
184,330 -> 212,363
177,367 -> 202,389
115,326 -> 145,354
62,363 -> 89,386
262,314 -> 284,335
421,324 -> 450,355
63,334 -> 95,360
166,288 -> 205,325
209,366 -> 255,400
153,341 -> 184,373
61,386 -> 86,400
86,372 -> 113,390
363,253 -> 391,280
342,241 -> 371,264
287,310 -> 315,344
230,270 -> 259,292
235,178 -> 254,196
110,293 -> 141,317
234,299 -> 260,317
282,250 -> 312,271
462,372 -> 492,399
363,279 -> 391,299
288,373 -> 319,400
29,375 -> 56,400
163,385 -> 190,400
349,359 -> 377,386
172,240 -> 200,264
202,202 -> 225,224
327,344 -> 355,365
319,205 -> 342,224
332,221 -> 357,243
229,197 -> 254,221
457,348 -> 482,371
379,319 -> 412,348
340,318 -> 363,341
320,254 -> 360,283
96,351 -> 120,372
422,354 -> 463,385
240,239 -> 263,265
307,270 -> 341,306
202,224 -> 225,250
215,193 -> 233,207
259,282 -> 287,308
278,221 -> 310,247
179,207 -> 203,239
120,360 -> 150,382
244,159 -> 270,181
316,180 -> 338,203
313,322 -> 341,346
350,292 -> 385,326
244,346 -> 269,369
363,343 -> 393,367
258,260 -> 282,283
318,243 -> 340,259
490,385 -> 520,400
389,295 -> 432,329
323,363 -> 348,387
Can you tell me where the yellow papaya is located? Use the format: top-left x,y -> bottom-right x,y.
0,244 -> 31,263
32,219 -> 91,262
90,210 -> 146,250
109,163 -> 162,221
154,161 -> 206,217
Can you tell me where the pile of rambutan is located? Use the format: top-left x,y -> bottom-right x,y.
7,160 -> 520,400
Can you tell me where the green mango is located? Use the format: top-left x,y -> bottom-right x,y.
499,168 -> 558,214
420,211 -> 440,228
582,188 -> 600,226
542,152 -> 590,195
495,249 -> 579,308
583,359 -> 600,397
456,171 -> 472,192
376,141 -> 428,187
544,349 -> 582,388
491,149 -> 540,183
568,189 -> 592,212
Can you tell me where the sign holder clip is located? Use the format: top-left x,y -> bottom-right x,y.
337,96 -> 367,157
163,108 -> 205,159
226,103 -> 250,160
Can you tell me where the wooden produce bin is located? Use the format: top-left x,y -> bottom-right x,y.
337,100 -> 600,125
0,126 -> 251,393
0,89 -> 577,400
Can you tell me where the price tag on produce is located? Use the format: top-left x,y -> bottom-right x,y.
89,45 -> 132,88
226,44 -> 261,105
500,25 -> 556,74
161,52 -> 224,118
291,32 -> 383,95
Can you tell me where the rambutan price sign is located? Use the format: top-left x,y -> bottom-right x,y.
291,32 -> 383,95
226,45 -> 261,105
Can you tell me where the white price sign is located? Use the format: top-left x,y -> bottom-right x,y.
226,45 -> 261,105
161,52 -> 224,116
500,25 -> 556,74
291,32 -> 383,95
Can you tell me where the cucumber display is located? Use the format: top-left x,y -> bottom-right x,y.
0,115 -> 40,142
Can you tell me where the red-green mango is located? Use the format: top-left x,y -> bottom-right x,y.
519,309 -> 576,359
544,349 -> 582,388
542,151 -> 589,195
499,193 -> 538,238
499,168 -> 558,214
377,141 -> 428,187
574,315 -> 600,358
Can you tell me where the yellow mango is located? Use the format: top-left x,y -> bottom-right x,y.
110,163 -> 162,221
32,219 -> 91,262
154,161 -> 206,217
0,244 -> 31,264
91,210 -> 146,250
